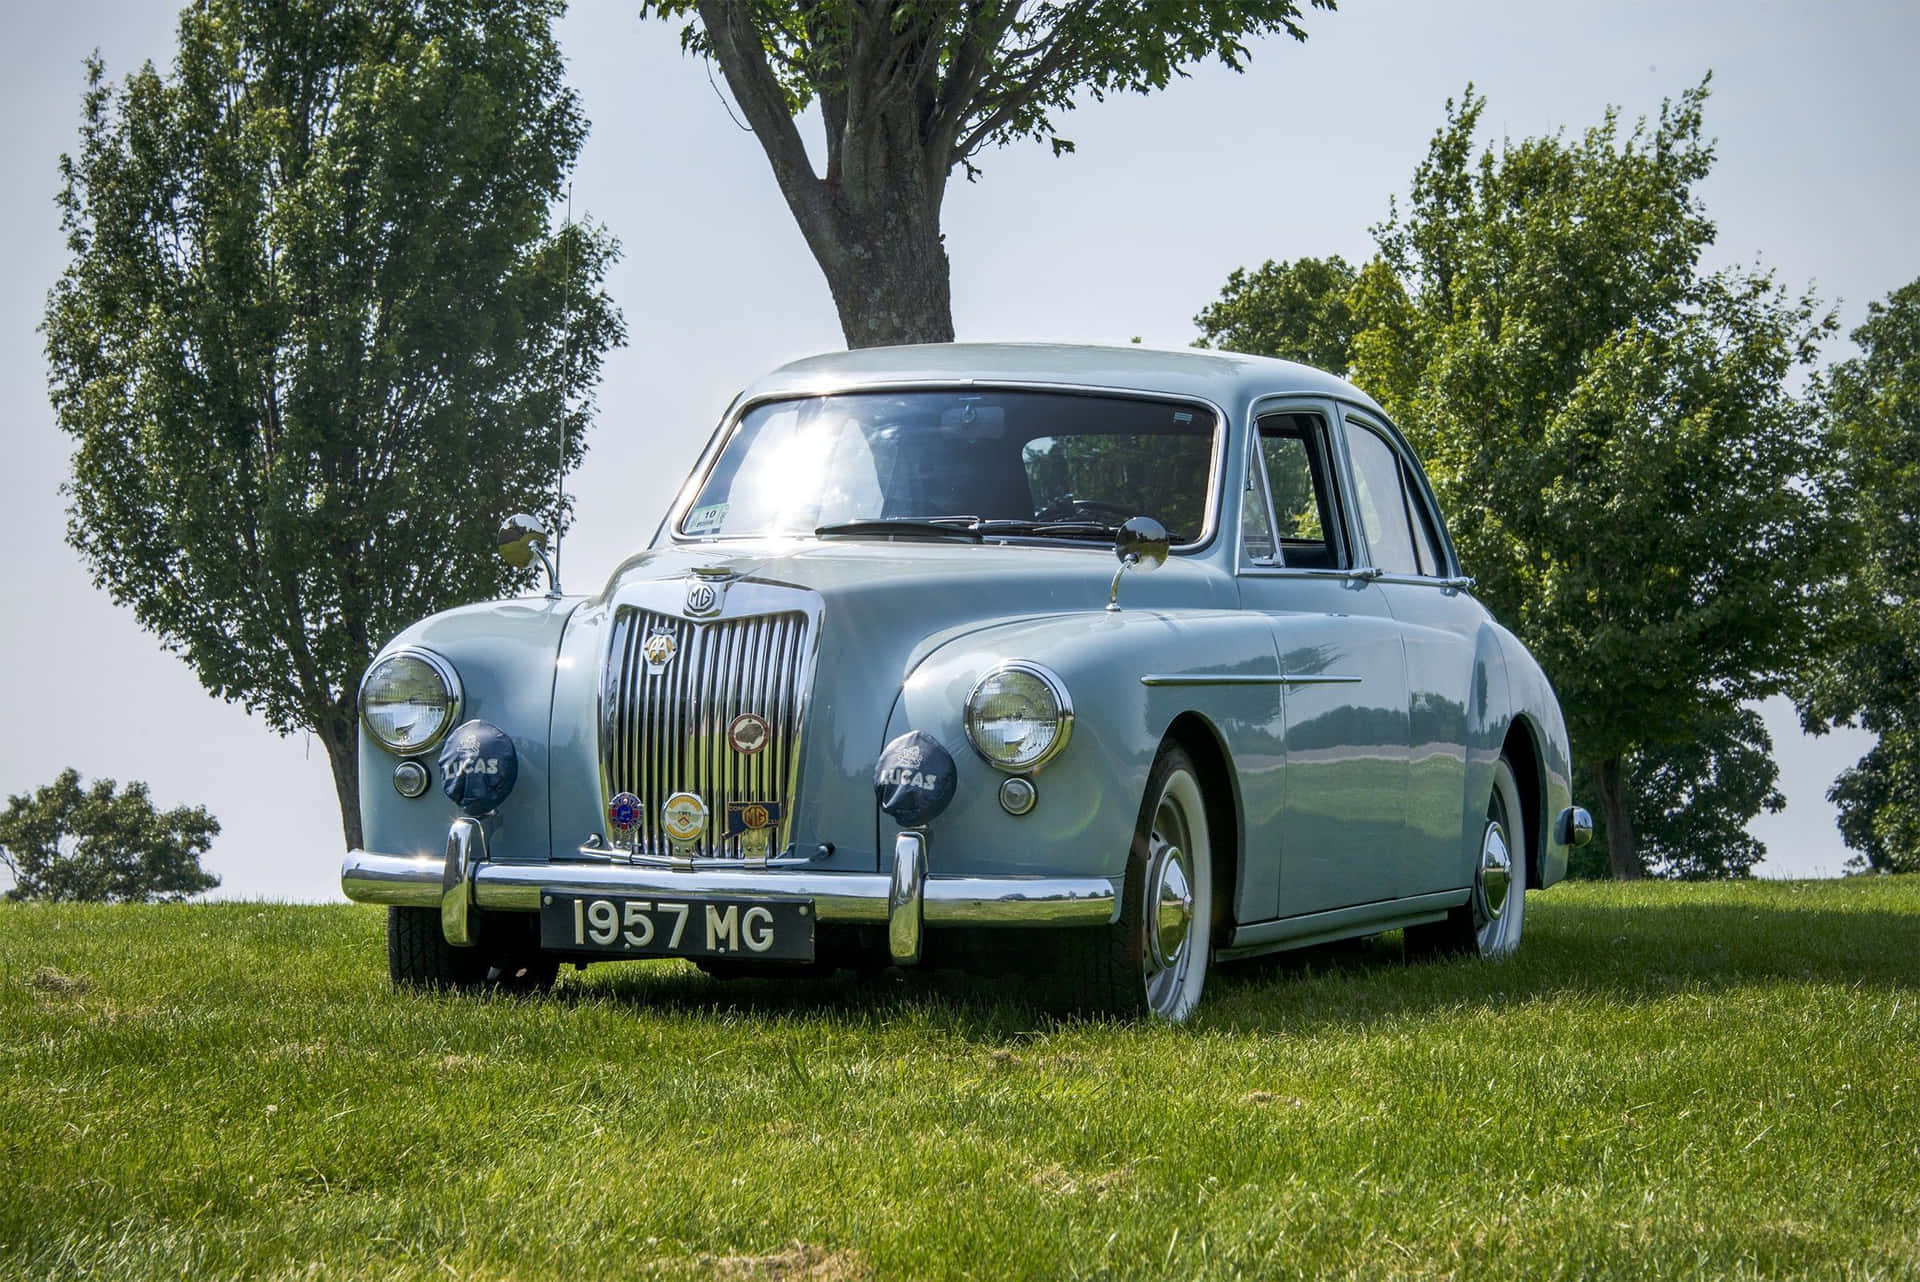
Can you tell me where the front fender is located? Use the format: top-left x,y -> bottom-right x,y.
357,595 -> 582,863
885,608 -> 1283,883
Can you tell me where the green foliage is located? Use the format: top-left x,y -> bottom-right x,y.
1192,254 -> 1358,372
1342,82 -> 1835,877
44,0 -> 623,846
638,0 -> 1332,345
1626,703 -> 1784,880
2,881 -> 1917,1277
0,769 -> 218,903
1800,280 -> 1920,872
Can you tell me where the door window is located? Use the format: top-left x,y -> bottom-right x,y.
1346,425 -> 1422,576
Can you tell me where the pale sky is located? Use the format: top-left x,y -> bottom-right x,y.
2,1 -> 1912,899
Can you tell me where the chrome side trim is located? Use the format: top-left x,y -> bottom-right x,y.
1140,673 -> 1361,687
341,850 -> 1119,927
1219,889 -> 1470,961
889,832 -> 926,964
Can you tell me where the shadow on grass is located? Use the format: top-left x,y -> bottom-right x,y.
540,894 -> 1920,1039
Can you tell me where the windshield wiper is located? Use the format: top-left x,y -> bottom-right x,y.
814,519 -> 984,542
972,519 -> 1122,539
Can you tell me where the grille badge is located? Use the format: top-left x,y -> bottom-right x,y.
642,629 -> 677,671
662,792 -> 708,854
728,712 -> 771,755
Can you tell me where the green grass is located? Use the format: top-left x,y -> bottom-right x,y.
1,879 -> 1916,1281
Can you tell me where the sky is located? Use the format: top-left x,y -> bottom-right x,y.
1,0 -> 1913,899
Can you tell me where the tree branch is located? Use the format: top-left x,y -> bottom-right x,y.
693,0 -> 839,259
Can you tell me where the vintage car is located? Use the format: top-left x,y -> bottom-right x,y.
342,343 -> 1591,1021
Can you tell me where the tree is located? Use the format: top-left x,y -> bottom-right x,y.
44,0 -> 623,850
0,769 -> 219,903
640,0 -> 1332,348
1799,280 -> 1920,872
1200,82 -> 1838,878
1192,254 -> 1357,373
1621,703 -> 1784,881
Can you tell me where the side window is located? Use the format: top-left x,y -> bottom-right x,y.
1345,425 -> 1421,576
1404,469 -> 1447,577
1240,453 -> 1276,564
1256,414 -> 1343,569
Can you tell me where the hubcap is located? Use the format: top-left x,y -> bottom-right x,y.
1150,847 -> 1193,969
1479,820 -> 1512,922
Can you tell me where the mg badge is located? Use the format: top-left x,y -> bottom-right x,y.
725,800 -> 784,862
661,791 -> 708,853
727,712 -> 771,756
642,629 -> 677,672
685,579 -> 720,616
606,792 -> 642,833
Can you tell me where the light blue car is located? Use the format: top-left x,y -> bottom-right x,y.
343,343 -> 1591,1021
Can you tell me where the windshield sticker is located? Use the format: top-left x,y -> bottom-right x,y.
684,502 -> 728,535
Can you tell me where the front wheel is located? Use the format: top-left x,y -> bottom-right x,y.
1050,744 -> 1214,1021
387,906 -> 560,993
1407,756 -> 1527,959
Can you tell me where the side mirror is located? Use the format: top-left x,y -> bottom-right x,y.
497,513 -> 561,597
1107,516 -> 1169,612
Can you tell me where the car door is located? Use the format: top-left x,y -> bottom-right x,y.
1338,409 -> 1480,898
1236,402 -> 1412,919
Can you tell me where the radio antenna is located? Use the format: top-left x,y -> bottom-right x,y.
553,181 -> 574,596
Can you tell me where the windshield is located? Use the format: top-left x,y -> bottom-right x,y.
678,389 -> 1219,544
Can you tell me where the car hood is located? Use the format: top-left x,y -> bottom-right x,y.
580,538 -> 1237,871
599,537 -> 1234,660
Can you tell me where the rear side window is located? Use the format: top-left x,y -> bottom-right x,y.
1346,425 -> 1422,576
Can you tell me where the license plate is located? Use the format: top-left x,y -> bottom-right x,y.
538,892 -> 815,961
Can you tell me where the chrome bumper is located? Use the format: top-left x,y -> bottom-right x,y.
341,830 -> 1118,965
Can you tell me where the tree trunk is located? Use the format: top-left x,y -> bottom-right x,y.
317,709 -> 364,851
817,202 -> 955,348
1594,755 -> 1642,880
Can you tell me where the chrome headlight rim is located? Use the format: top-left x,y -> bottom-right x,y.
964,660 -> 1074,774
357,646 -> 464,755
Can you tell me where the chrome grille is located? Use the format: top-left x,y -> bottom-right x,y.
602,606 -> 812,861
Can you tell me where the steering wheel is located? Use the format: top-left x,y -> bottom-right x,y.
1034,497 -> 1137,524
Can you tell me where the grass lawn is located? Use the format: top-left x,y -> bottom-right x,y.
1,877 -> 1916,1280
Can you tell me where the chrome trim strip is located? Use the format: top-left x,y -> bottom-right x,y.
1220,889 -> 1470,960
341,850 -> 1119,927
1140,673 -> 1361,687
667,381 -> 1231,557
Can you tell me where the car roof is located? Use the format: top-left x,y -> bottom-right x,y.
740,342 -> 1388,419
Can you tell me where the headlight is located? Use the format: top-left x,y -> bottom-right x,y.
964,662 -> 1073,773
358,649 -> 462,754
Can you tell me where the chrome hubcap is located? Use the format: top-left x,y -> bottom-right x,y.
1150,846 -> 1193,969
1479,820 -> 1512,922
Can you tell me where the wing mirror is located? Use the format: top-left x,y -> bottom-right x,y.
497,513 -> 562,598
1106,516 -> 1169,612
